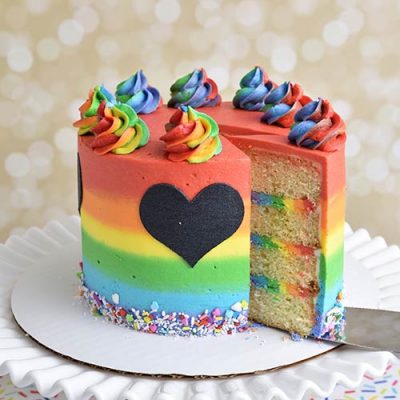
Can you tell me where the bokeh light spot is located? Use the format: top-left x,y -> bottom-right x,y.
7,47 -> 33,72
271,46 -> 297,73
301,38 -> 325,63
155,0 -> 181,24
54,127 -> 77,152
323,20 -> 349,47
58,19 -> 85,46
37,37 -> 61,62
365,158 -> 389,183
5,153 -> 31,178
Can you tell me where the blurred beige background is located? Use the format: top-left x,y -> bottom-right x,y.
0,0 -> 399,244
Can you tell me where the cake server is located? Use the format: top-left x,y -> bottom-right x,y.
327,307 -> 400,352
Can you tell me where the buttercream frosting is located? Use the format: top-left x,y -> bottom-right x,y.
161,106 -> 222,163
74,85 -> 115,135
168,68 -> 221,108
261,82 -> 311,128
74,98 -> 149,155
116,70 -> 162,114
288,98 -> 346,151
233,66 -> 275,111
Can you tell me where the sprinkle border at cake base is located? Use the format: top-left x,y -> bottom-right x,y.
79,279 -> 249,337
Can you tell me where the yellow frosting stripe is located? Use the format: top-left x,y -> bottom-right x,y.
321,223 -> 344,257
321,188 -> 346,232
81,210 -> 250,260
320,189 -> 345,257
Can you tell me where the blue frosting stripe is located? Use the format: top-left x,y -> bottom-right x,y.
264,82 -> 290,104
261,103 -> 291,124
288,120 -> 319,148
83,258 -> 249,315
288,98 -> 323,148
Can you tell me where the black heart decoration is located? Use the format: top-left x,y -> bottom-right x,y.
139,183 -> 245,267
77,154 -> 83,214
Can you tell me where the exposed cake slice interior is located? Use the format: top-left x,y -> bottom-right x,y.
226,134 -> 345,339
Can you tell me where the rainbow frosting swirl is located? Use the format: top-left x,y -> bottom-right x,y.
233,66 -> 275,111
75,85 -> 115,134
116,70 -> 162,114
261,82 -> 311,128
288,98 -> 346,151
168,68 -> 221,108
161,106 -> 222,163
73,87 -> 149,155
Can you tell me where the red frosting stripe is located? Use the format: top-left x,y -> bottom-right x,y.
79,135 -> 251,201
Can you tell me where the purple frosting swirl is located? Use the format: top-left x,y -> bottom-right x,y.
233,66 -> 274,111
116,70 -> 161,114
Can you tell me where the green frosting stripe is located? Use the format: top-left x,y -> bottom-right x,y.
82,229 -> 250,293
319,245 -> 344,294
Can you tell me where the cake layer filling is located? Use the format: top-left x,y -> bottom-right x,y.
250,234 -> 318,287
251,191 -> 345,257
251,197 -> 319,247
250,274 -> 318,298
251,232 -> 315,257
250,237 -> 344,317
251,192 -> 315,214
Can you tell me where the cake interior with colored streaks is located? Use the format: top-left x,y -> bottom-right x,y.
73,67 -> 346,339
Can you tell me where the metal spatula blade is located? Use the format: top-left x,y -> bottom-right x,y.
328,307 -> 400,352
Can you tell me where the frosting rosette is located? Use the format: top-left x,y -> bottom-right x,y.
168,68 -> 221,108
160,106 -> 222,163
73,85 -> 115,135
288,98 -> 346,152
232,66 -> 275,111
116,69 -> 162,114
74,100 -> 150,155
261,82 -> 311,128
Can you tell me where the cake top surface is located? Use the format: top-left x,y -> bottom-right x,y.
73,67 -> 347,160
79,129 -> 249,164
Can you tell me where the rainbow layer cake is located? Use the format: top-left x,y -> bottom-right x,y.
73,67 -> 346,339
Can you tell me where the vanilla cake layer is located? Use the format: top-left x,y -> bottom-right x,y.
225,135 -> 345,338
251,197 -> 320,247
250,287 -> 316,336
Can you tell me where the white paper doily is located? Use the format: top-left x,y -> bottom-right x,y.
0,216 -> 399,400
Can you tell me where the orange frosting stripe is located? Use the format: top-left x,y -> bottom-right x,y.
320,188 -> 346,233
81,187 -> 251,235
